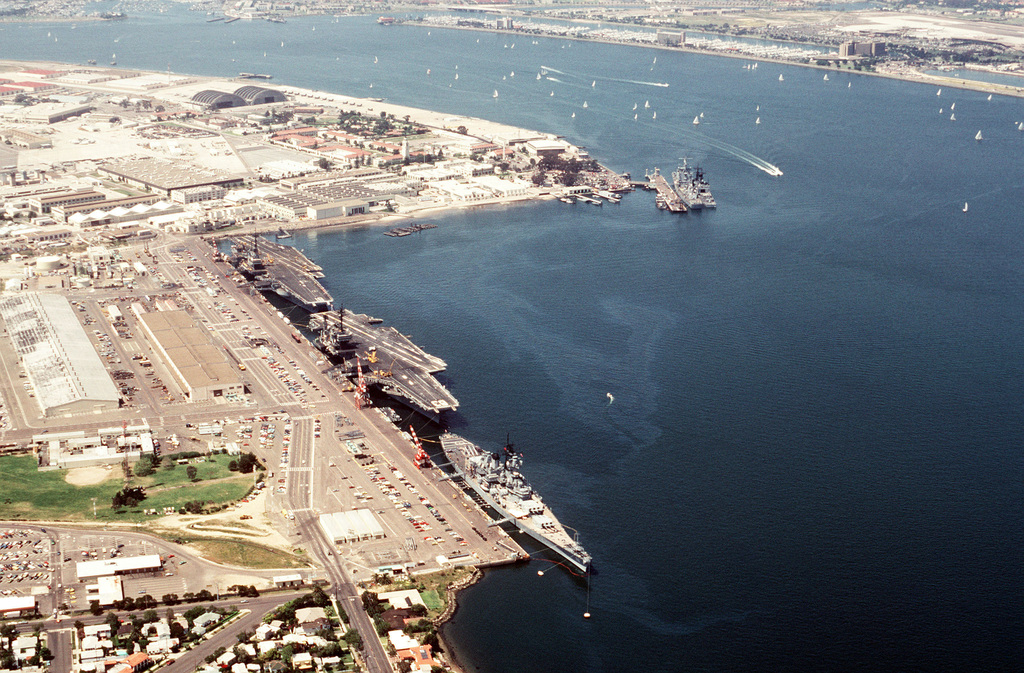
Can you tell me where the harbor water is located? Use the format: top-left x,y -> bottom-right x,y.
4,10 -> 1024,672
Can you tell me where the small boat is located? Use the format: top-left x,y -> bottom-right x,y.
550,91 -> 554,96
950,113 -> 956,121
700,112 -> 704,118
1018,122 -> 1024,131
583,101 -> 588,108
632,103 -> 637,110
280,41 -> 284,47
975,130 -> 983,141
940,108 -> 943,114
848,82 -> 851,88
987,94 -> 992,101
755,117 -> 760,125
455,73 -> 458,80
634,113 -> 638,120
951,102 -> 955,110
962,202 -> 968,213
644,100 -> 650,108
756,105 -> 760,111
537,73 -> 541,80
779,74 -> 784,81
510,71 -> 514,77
276,228 -> 291,239
693,116 -> 700,125
374,56 -> 378,63
937,88 -> 941,96
653,57 -> 657,64
592,80 -> 596,87
426,69 -> 430,75
652,111 -> 656,119
502,75 -> 506,80
824,73 -> 829,81
493,90 -> 498,98
571,112 -> 575,118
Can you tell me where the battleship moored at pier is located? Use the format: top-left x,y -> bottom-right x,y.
440,433 -> 591,573
672,159 -> 716,210
228,235 -> 333,313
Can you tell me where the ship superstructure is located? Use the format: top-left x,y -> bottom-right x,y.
440,433 -> 591,573
672,159 -> 716,210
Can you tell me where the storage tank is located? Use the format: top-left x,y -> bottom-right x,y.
36,255 -> 65,271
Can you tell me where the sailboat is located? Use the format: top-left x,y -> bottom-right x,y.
583,101 -> 588,108
632,103 -> 637,110
537,73 -> 541,80
987,94 -> 992,101
700,112 -> 704,119
937,88 -> 941,96
779,74 -> 784,82
962,202 -> 968,213
502,75 -> 506,80
693,116 -> 700,125
755,117 -> 761,124
644,100 -> 650,108
571,112 -> 575,118
510,71 -> 514,77
592,80 -> 596,87
653,57 -> 657,64
756,105 -> 760,111
454,73 -> 458,80
950,113 -> 955,121
950,102 -> 955,110
374,56 -> 378,63
652,111 -> 656,120
426,69 -> 430,75
634,113 -> 638,120
493,90 -> 498,98
848,82 -> 851,88
1018,122 -> 1024,131
824,73 -> 829,81
550,91 -> 554,96
940,108 -> 943,114
280,41 -> 284,47
975,130 -> 983,141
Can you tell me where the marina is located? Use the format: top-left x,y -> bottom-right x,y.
384,223 -> 438,237
647,168 -> 687,212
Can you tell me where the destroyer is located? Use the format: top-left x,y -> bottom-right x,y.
672,159 -> 716,210
440,433 -> 591,573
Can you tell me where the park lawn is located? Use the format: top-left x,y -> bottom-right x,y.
0,455 -> 253,522
420,589 -> 443,612
183,539 -> 309,569
0,455 -> 122,520
142,457 -> 243,489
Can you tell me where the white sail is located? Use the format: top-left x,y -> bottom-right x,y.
592,80 -> 596,87
937,88 -> 941,96
988,94 -> 992,101
493,90 -> 498,98
644,100 -> 650,108
950,102 -> 955,110
571,112 -> 575,118
1018,122 -> 1023,131
510,71 -> 514,77
950,113 -> 955,121
963,202 -> 968,212
634,113 -> 638,120
583,101 -> 588,108
755,117 -> 760,124
779,74 -> 784,81
693,116 -> 700,125
536,73 -> 541,80
975,130 -> 983,141
633,103 -> 637,110
652,111 -> 656,119
824,73 -> 829,81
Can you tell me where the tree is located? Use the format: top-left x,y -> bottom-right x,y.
343,629 -> 363,650
111,485 -> 146,509
90,601 -> 103,616
105,612 -> 120,630
186,465 -> 198,481
238,452 -> 259,473
310,585 -> 330,607
228,460 -> 239,472
162,593 -> 179,605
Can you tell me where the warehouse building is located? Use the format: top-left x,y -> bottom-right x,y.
319,510 -> 385,544
99,157 -> 244,199
0,595 -> 37,618
77,554 -> 163,581
0,293 -> 120,417
135,310 -> 244,402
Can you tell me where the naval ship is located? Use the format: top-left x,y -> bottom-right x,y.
440,433 -> 591,573
672,159 -> 716,210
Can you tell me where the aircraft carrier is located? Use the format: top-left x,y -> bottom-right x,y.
309,309 -> 459,415
227,235 -> 334,313
440,433 -> 591,573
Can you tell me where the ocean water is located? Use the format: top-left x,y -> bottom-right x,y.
5,11 -> 1024,671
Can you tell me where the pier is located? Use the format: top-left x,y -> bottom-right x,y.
648,168 -> 686,213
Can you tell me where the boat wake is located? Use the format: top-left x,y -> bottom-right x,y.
541,66 -> 668,88
688,133 -> 783,177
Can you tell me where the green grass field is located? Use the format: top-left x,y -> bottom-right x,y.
0,455 -> 253,522
182,539 -> 309,569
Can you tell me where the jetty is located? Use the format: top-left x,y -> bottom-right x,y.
648,168 -> 686,212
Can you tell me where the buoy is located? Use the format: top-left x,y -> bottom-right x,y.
583,612 -> 591,619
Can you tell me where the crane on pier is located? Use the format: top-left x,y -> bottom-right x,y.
355,358 -> 371,409
409,425 -> 431,468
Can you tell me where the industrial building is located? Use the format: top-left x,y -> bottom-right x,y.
0,293 -> 121,417
0,595 -> 36,618
98,157 -> 244,199
319,509 -> 385,544
32,423 -> 155,469
190,85 -> 286,110
77,554 -> 163,581
135,309 -> 244,402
